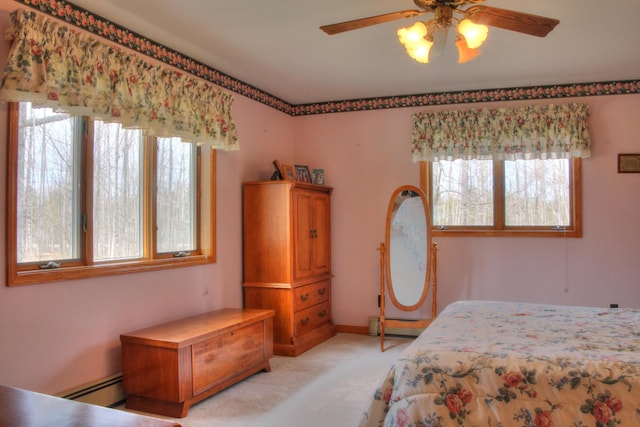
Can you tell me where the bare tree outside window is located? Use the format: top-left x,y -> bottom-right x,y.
156,138 -> 197,253
505,159 -> 570,226
432,159 -> 493,226
431,158 -> 573,231
9,102 -> 215,286
93,122 -> 142,261
16,103 -> 79,263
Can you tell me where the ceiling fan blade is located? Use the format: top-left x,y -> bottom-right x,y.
320,10 -> 426,35
466,6 -> 559,37
429,26 -> 448,58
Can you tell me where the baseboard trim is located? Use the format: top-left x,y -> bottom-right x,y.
57,373 -> 125,408
367,316 -> 424,337
336,321 -> 424,337
335,324 -> 369,335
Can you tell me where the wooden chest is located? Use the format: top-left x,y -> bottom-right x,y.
120,308 -> 274,418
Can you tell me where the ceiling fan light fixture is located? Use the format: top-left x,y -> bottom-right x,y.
455,35 -> 480,64
398,21 -> 434,63
457,18 -> 488,49
397,21 -> 428,47
405,37 -> 434,63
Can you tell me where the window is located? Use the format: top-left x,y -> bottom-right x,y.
412,104 -> 589,237
156,137 -> 198,255
427,158 -> 581,237
8,102 -> 215,286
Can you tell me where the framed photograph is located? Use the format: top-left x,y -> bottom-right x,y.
272,159 -> 285,179
618,154 -> 640,173
282,164 -> 295,181
312,168 -> 325,185
294,164 -> 312,182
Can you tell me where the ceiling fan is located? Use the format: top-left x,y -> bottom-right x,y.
320,0 -> 559,64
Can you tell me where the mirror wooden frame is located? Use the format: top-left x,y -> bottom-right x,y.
378,184 -> 437,351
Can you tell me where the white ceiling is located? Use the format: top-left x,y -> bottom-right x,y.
67,0 -> 640,105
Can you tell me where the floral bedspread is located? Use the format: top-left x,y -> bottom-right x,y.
358,300 -> 640,427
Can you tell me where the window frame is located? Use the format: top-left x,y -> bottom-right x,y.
7,102 -> 216,286
420,158 -> 582,238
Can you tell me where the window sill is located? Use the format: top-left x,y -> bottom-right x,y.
8,255 -> 215,286
432,229 -> 582,238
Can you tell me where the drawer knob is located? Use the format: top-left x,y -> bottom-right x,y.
319,310 -> 327,318
301,317 -> 310,325
300,293 -> 309,301
318,288 -> 327,296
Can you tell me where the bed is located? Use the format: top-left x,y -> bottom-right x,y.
359,300 -> 640,427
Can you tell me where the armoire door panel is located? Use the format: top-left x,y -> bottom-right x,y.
311,194 -> 331,275
293,191 -> 313,279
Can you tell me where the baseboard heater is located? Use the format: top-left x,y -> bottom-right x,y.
57,373 -> 125,408
368,316 -> 424,337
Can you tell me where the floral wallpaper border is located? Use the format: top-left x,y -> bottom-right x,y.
15,0 -> 640,117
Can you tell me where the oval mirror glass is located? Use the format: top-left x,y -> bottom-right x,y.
385,185 -> 432,311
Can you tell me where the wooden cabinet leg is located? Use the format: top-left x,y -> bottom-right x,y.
126,396 -> 189,418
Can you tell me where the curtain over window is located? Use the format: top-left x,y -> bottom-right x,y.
0,9 -> 239,150
411,103 -> 590,162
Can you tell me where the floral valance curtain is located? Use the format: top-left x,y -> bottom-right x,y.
0,9 -> 239,150
411,103 -> 590,162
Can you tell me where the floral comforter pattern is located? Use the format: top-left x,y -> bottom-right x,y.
359,301 -> 640,427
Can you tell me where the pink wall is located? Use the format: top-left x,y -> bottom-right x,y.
0,87 -> 293,393
294,96 -> 640,325
0,0 -> 295,392
0,1 -> 639,395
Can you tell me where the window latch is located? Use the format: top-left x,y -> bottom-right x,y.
39,261 -> 61,270
437,225 -> 449,230
173,251 -> 191,258
551,226 -> 566,231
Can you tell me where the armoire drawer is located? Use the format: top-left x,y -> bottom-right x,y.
295,301 -> 330,336
294,280 -> 330,312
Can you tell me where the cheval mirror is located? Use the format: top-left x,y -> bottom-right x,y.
378,185 -> 437,351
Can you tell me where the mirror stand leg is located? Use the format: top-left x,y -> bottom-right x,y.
379,242 -> 386,352
431,242 -> 438,319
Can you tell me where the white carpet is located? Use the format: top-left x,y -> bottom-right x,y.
121,333 -> 411,427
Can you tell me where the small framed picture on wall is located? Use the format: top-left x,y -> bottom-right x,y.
618,154 -> 640,173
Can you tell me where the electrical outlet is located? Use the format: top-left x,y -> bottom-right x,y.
610,303 -> 619,308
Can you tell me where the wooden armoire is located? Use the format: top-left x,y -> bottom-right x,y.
242,180 -> 336,356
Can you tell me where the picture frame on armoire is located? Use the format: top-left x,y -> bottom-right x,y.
294,164 -> 312,182
282,164 -> 295,180
272,159 -> 285,179
312,168 -> 325,185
